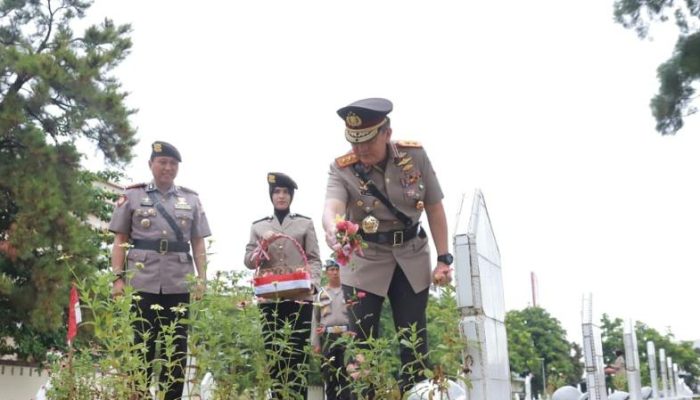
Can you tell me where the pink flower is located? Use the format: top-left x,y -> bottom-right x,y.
356,291 -> 366,299
331,216 -> 367,267
346,221 -> 359,235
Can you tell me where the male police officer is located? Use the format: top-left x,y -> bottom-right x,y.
322,98 -> 452,394
313,259 -> 351,400
110,141 -> 211,400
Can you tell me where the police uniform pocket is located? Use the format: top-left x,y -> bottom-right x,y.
127,249 -> 147,263
125,249 -> 149,284
175,211 -> 193,231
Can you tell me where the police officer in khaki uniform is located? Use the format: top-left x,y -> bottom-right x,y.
110,141 -> 211,400
313,259 -> 351,400
244,172 -> 321,400
322,98 -> 452,394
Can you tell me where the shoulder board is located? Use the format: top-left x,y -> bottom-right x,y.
125,183 -> 147,190
178,185 -> 198,195
335,152 -> 359,168
252,216 -> 273,224
396,140 -> 422,148
290,213 -> 311,220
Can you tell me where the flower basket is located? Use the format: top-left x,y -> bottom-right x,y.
252,233 -> 313,300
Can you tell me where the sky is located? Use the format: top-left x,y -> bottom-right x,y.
80,1 -> 700,343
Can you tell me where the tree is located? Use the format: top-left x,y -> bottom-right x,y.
0,0 -> 135,362
506,307 -> 584,396
600,313 -> 700,389
614,0 -> 700,134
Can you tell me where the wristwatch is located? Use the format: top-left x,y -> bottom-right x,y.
437,253 -> 454,265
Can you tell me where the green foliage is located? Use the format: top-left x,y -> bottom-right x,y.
600,313 -> 700,388
614,0 -> 700,134
46,272 -> 467,399
0,0 -> 135,362
506,307 -> 583,396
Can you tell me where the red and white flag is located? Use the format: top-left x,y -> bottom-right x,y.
67,283 -> 82,345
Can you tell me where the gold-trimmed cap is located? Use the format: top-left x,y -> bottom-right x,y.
267,172 -> 297,190
150,141 -> 181,162
337,98 -> 393,143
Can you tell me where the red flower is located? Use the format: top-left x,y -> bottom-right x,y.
331,216 -> 366,266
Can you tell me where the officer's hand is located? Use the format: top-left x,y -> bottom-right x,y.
432,263 -> 452,286
262,230 -> 277,241
193,279 -> 206,301
111,278 -> 125,297
325,229 -> 338,250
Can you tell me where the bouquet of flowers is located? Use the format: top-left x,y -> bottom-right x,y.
332,215 -> 367,266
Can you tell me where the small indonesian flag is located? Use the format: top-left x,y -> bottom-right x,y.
67,284 -> 82,344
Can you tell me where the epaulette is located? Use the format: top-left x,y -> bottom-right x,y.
252,216 -> 273,224
291,213 -> 311,220
125,183 -> 147,190
178,185 -> 198,195
396,140 -> 422,148
335,152 -> 359,168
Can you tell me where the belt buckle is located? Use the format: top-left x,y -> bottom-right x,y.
159,239 -> 168,254
393,231 -> 404,246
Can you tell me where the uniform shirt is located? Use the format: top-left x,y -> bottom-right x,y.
109,182 -> 211,294
312,285 -> 349,348
325,141 -> 444,297
613,355 -> 626,373
244,213 -> 322,300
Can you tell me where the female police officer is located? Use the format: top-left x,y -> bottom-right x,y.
322,98 -> 452,394
244,172 -> 321,399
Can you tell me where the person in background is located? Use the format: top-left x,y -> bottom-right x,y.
322,98 -> 452,394
313,259 -> 352,400
605,349 -> 626,375
244,172 -> 321,399
110,141 -> 211,400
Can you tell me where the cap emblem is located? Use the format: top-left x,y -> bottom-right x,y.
267,174 -> 276,184
153,143 -> 162,152
346,112 -> 363,128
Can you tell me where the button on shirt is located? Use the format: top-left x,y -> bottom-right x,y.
109,182 -> 211,294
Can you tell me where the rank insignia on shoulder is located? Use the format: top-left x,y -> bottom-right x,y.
335,152 -> 359,168
253,216 -> 273,224
126,183 -> 147,190
291,213 -> 310,220
396,140 -> 422,148
178,186 -> 198,195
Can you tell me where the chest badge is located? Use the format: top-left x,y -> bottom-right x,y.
140,197 -> 154,206
174,197 -> 192,210
141,219 -> 151,228
361,215 -> 379,234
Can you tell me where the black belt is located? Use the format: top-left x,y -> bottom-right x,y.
131,239 -> 190,254
360,224 -> 423,246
